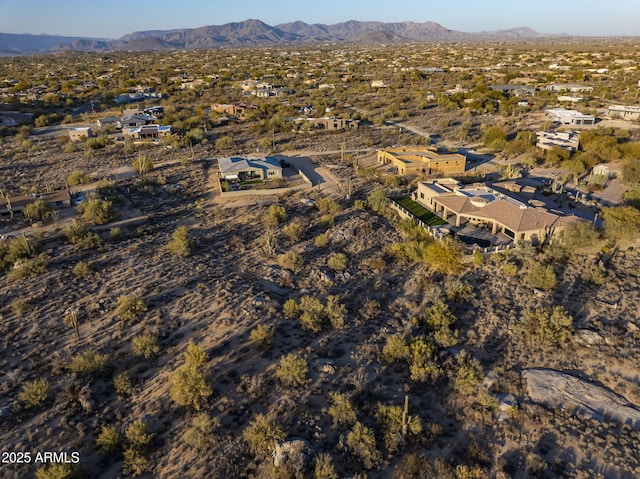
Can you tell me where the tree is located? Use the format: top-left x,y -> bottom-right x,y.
453,351 -> 483,395
184,413 -> 218,451
22,199 -> 53,223
314,453 -> 338,479
132,157 -> 154,178
482,125 -> 507,149
131,333 -> 159,359
423,238 -> 463,274
275,353 -> 307,387
169,342 -> 212,411
278,251 -> 304,273
602,206 -> 640,243
367,186 -> 389,213
167,226 -> 193,257
96,424 -> 121,453
283,220 -> 305,242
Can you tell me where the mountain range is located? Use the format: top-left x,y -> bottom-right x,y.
0,19 -> 551,55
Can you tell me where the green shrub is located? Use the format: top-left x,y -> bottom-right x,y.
109,227 -> 123,240
327,391 -> 357,428
116,294 -> 147,321
22,199 -> 52,222
283,220 -> 305,242
346,422 -> 379,469
283,298 -> 300,319
69,350 -> 109,377
453,351 -> 483,396
327,252 -> 347,271
131,334 -> 159,359
8,254 -> 48,280
317,197 -> 342,214
167,226 -> 193,257
18,378 -> 50,409
243,413 -> 285,455
314,453 -> 338,479
382,335 -> 410,363
275,353 -> 307,387
96,424 -> 121,453
77,196 -> 116,224
314,233 -> 329,248
66,170 -> 91,186
264,204 -> 286,226
10,296 -> 29,316
113,371 -> 132,395
526,265 -> 557,290
169,343 -> 212,411
184,413 -> 218,451
73,261 -> 94,277
319,214 -> 335,229
298,295 -> 325,333
367,186 -> 389,213
35,463 -> 82,479
125,419 -> 153,451
376,402 -> 422,451
123,448 -> 147,477
278,251 -> 304,273
249,324 -> 274,351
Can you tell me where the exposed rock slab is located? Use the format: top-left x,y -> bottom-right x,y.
523,368 -> 640,430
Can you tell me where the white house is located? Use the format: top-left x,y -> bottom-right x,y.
546,108 -> 595,126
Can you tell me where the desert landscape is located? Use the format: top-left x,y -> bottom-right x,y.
1,29 -> 640,479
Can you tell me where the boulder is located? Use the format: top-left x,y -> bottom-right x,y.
313,359 -> 336,375
523,368 -> 640,430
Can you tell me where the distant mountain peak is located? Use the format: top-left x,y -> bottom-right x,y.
0,20 -> 550,55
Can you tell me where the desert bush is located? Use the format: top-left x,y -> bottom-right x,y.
116,294 -> 147,321
314,452 -> 338,479
283,220 -> 305,242
453,351 -> 483,396
18,378 -> 50,409
582,264 -> 606,285
264,204 -> 286,226
525,453 -> 548,476
66,170 -> 91,186
184,412 -> 218,451
278,250 -> 304,273
69,350 -> 109,377
393,453 -> 437,479
424,301 -> 459,347
95,178 -> 114,194
243,413 -> 285,456
126,419 -> 153,451
516,306 -> 573,347
526,265 -> 557,290
10,296 -> 29,316
275,352 -> 307,387
346,421 -> 379,469
327,252 -> 347,271
215,135 -> 234,150
319,214 -> 335,229
8,254 -> 48,280
77,196 -> 116,224
423,238 -> 463,274
72,260 -> 95,277
35,463 -> 83,479
249,324 -> 275,351
409,336 -> 441,382
383,334 -> 410,363
602,206 -> 640,243
169,343 -> 212,411
354,199 -> 367,209
131,334 -> 159,359
22,199 -> 52,222
298,295 -> 325,333
123,448 -> 147,477
96,424 -> 121,453
317,197 -> 342,214
328,391 -> 357,428
314,233 -> 329,248
167,225 -> 193,257
376,401 -> 422,451
367,186 -> 389,213
132,157 -> 154,177
113,371 -> 133,395
325,295 -> 346,329
503,262 -> 518,276
283,298 -> 300,319
109,227 -> 123,240
558,221 -> 600,250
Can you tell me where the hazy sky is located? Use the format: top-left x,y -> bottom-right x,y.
1,0 -> 639,38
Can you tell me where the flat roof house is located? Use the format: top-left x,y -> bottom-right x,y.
218,157 -> 283,181
607,105 -> 640,121
415,179 -> 583,244
1,190 -> 71,216
546,108 -> 595,126
68,127 -> 92,141
490,85 -> 536,97
546,84 -> 594,93
123,124 -> 172,140
378,147 -> 466,176
536,131 -> 580,152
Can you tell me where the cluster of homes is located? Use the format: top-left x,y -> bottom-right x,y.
69,107 -> 172,141
377,146 -> 586,244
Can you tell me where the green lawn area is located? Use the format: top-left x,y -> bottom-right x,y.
395,197 -> 447,226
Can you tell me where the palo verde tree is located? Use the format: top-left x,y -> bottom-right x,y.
169,342 -> 212,411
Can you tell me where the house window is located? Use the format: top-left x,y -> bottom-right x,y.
420,193 -> 424,199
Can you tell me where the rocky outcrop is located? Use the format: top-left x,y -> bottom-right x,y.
523,368 -> 640,430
